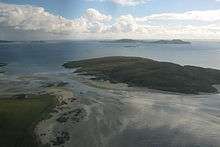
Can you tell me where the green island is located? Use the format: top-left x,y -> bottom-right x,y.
100,39 -> 190,44
150,39 -> 191,44
0,94 -> 56,147
63,56 -> 220,94
101,39 -> 142,43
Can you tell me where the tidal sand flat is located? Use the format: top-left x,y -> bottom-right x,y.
35,72 -> 220,147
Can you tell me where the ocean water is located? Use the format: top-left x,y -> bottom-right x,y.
1,40 -> 220,75
2,41 -> 220,147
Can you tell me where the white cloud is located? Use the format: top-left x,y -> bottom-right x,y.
143,10 -> 220,22
0,2 -> 82,34
0,3 -> 111,36
87,0 -> 149,6
1,2 -> 220,40
83,8 -> 111,22
111,0 -> 149,6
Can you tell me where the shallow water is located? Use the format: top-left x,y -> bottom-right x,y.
1,41 -> 220,146
34,73 -> 220,147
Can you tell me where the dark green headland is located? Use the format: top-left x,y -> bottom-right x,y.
63,56 -> 220,94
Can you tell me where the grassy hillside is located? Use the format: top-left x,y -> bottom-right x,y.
0,94 -> 56,147
63,56 -> 220,94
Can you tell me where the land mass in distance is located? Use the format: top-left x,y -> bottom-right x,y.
100,39 -> 191,44
63,56 -> 220,94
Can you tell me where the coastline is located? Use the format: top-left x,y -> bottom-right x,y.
35,87 -> 88,146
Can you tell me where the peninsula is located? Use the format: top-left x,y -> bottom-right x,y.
63,56 -> 220,94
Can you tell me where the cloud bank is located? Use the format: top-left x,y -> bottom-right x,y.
0,2 -> 220,40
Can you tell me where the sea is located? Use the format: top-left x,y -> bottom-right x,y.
1,40 -> 220,147
0,40 -> 220,75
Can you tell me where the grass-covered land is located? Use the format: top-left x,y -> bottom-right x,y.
0,94 -> 56,147
63,56 -> 220,94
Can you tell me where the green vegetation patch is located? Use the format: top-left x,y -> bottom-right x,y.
63,56 -> 220,94
0,94 -> 56,147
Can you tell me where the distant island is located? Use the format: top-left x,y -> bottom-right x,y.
0,40 -> 15,43
150,39 -> 191,44
0,40 -> 46,44
63,56 -> 220,94
30,41 -> 46,43
100,39 -> 191,44
100,39 -> 143,43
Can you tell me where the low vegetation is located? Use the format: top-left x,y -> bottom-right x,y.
0,94 -> 56,147
63,56 -> 220,94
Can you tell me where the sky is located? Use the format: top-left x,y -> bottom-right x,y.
1,0 -> 220,40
